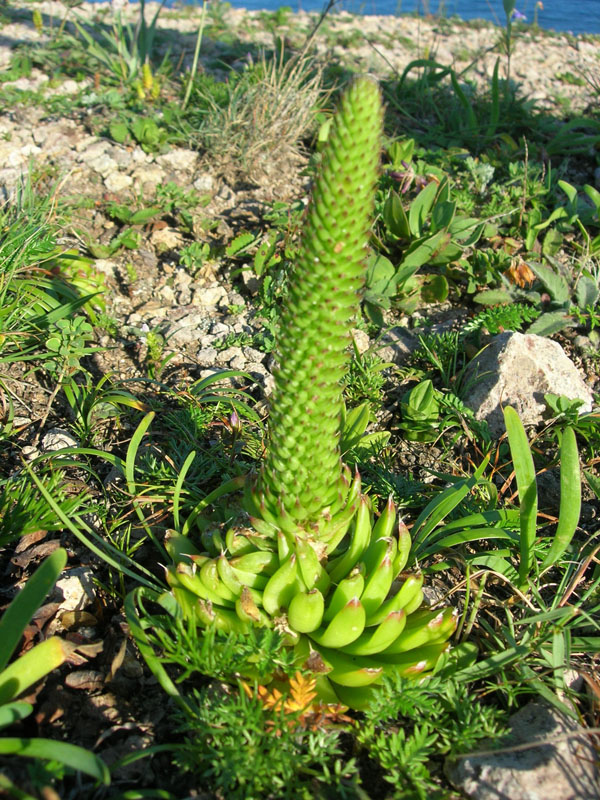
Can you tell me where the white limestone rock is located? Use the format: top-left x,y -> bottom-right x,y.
447,701 -> 600,800
463,332 -> 593,437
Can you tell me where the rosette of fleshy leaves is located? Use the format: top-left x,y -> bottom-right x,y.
166,77 -> 457,710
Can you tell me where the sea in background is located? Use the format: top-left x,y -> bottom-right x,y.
221,0 -> 600,35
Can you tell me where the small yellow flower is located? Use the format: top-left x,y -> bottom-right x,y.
32,9 -> 43,34
142,62 -> 154,93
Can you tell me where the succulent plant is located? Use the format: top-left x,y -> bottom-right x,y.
166,77 -> 457,710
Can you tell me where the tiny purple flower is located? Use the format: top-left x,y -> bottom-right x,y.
512,9 -> 527,20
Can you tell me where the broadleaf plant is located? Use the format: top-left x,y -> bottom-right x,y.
136,78 -> 457,710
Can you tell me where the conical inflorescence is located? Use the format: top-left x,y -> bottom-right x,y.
163,77 -> 457,710
258,77 -> 383,522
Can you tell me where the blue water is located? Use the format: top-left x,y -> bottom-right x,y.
225,0 -> 600,35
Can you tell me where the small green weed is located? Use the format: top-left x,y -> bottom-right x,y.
343,346 -> 389,410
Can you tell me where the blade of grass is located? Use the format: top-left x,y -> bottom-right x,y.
0,638 -> 74,705
0,738 -> 109,784
124,588 -> 186,706
0,548 -> 66,672
182,0 -> 207,111
540,427 -> 581,569
173,450 -> 196,533
504,406 -> 538,587
418,527 -> 517,558
486,58 -> 500,139
182,475 -> 246,536
453,644 -> 530,682
25,464 -> 161,590
0,702 -> 32,730
410,456 -> 489,554
125,412 -> 168,561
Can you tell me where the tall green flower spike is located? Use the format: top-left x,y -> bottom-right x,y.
259,77 -> 382,522
163,77 -> 457,710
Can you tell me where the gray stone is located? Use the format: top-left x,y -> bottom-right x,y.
195,347 -> 218,365
94,259 -> 119,277
168,312 -> 207,345
227,291 -> 246,308
351,328 -> 371,355
195,284 -> 227,308
245,362 -> 275,396
131,164 -> 165,193
229,353 -> 247,371
240,268 -> 261,294
21,445 -> 40,461
87,153 -> 119,177
150,227 -> 183,251
215,346 -> 244,365
242,347 -> 265,364
156,148 -> 198,172
104,172 -> 133,193
46,78 -> 81,96
377,326 -> 419,364
193,173 -> 214,192
447,701 -> 600,800
54,567 -> 96,612
157,284 -> 175,304
41,428 -> 79,452
463,332 -> 593,437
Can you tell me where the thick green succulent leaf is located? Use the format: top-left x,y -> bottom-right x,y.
260,77 -> 383,521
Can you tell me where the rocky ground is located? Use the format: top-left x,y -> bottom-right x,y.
1,3 -> 599,410
1,2 -> 600,798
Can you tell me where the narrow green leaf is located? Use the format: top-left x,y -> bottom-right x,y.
383,191 -> 410,239
125,412 -> 168,560
430,200 -> 456,233
419,528 -> 516,558
0,773 -> 38,799
25,465 -> 160,590
504,406 -> 537,586
226,232 -> 256,257
540,427 -> 581,569
585,469 -> 600,500
0,637 -> 71,705
0,549 -> 66,673
124,588 -> 184,704
0,738 -> 109,784
571,636 -> 600,652
487,58 -> 500,137
473,289 -> 514,305
576,276 -> 599,309
467,554 -> 519,584
410,457 -> 489,554
450,71 -> 477,132
129,207 -> 161,225
454,644 -> 529,682
437,509 -> 520,532
0,701 -> 32,730
172,450 -> 196,533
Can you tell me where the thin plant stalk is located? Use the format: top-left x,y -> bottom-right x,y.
182,0 -> 208,111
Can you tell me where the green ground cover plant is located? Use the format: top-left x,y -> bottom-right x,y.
0,1 -> 599,796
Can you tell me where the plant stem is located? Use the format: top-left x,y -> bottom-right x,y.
182,0 -> 207,112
